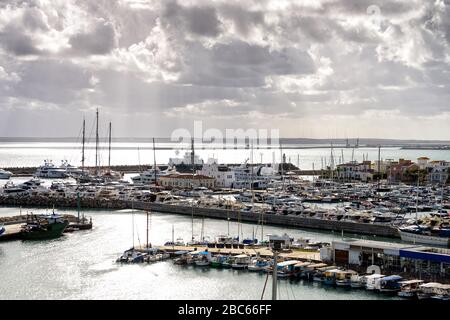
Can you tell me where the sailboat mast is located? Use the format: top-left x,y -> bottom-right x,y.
378,145 -> 381,189
153,138 -> 157,185
146,210 -> 149,249
415,174 -> 419,222
81,118 -> 85,172
95,108 -> 99,174
251,140 -> 254,204
191,137 -> 195,242
108,122 -> 112,169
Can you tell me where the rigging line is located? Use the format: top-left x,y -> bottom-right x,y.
285,279 -> 290,300
136,215 -> 142,249
289,281 -> 296,300
261,271 -> 270,300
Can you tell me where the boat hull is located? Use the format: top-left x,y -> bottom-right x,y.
399,230 -> 449,247
20,221 -> 69,240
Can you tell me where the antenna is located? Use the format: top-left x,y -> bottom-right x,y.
95,108 -> 99,174
81,118 -> 85,172
108,122 -> 112,169
153,138 -> 157,186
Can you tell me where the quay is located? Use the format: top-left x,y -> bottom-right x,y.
0,195 -> 400,238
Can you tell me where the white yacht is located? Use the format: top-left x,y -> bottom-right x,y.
34,160 -> 69,178
0,169 -> 13,179
169,152 -> 203,166
132,166 -> 178,185
59,160 -> 83,177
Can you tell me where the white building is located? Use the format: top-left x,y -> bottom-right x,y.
197,158 -> 235,188
169,152 -> 203,166
426,160 -> 449,184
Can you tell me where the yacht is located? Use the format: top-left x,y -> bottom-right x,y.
35,160 -> 69,178
59,160 -> 83,177
0,169 -> 12,179
131,166 -> 178,185
399,224 -> 450,247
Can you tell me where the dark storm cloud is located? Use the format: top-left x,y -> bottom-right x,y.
162,0 -> 222,37
179,41 -> 315,87
12,59 -> 93,104
0,24 -> 41,56
68,21 -> 116,55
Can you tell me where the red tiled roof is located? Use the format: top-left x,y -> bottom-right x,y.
160,174 -> 214,180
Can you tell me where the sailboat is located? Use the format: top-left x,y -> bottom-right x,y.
399,177 -> 450,247
78,111 -> 123,183
116,204 -> 147,263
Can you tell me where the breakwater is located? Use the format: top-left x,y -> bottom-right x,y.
0,196 -> 400,238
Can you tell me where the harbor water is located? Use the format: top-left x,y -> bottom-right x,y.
0,206 -> 400,300
1,141 -> 450,170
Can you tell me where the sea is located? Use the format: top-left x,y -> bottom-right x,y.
1,141 -> 450,169
0,141 -> 444,300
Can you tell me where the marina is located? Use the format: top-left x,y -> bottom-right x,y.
2,0 -> 450,307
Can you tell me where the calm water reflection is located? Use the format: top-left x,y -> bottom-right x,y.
0,207 -> 398,300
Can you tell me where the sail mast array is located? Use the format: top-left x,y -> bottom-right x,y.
81,118 -> 85,172
108,122 -> 112,169
153,138 -> 157,185
95,108 -> 99,174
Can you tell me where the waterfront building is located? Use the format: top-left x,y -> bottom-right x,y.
426,160 -> 449,184
336,161 -> 374,182
321,239 -> 450,280
159,174 -> 215,189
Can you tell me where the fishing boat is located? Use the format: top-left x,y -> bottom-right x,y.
417,282 -> 442,300
248,258 -> 269,272
194,251 -> 211,267
210,255 -> 226,268
365,274 -> 385,291
397,280 -> 424,298
276,260 -> 299,278
291,262 -> 312,279
350,274 -> 365,288
335,270 -> 358,287
323,269 -> 341,285
221,255 -> 234,268
173,250 -> 191,265
19,213 -> 69,240
231,254 -> 251,270
378,275 -> 403,294
430,284 -> 450,300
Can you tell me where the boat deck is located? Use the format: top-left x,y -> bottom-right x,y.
0,223 -> 24,241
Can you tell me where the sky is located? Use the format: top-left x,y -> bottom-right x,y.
0,0 -> 449,140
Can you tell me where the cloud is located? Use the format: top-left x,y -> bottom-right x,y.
68,21 -> 117,55
0,0 -> 449,139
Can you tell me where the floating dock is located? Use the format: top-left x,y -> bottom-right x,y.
142,245 -> 321,262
